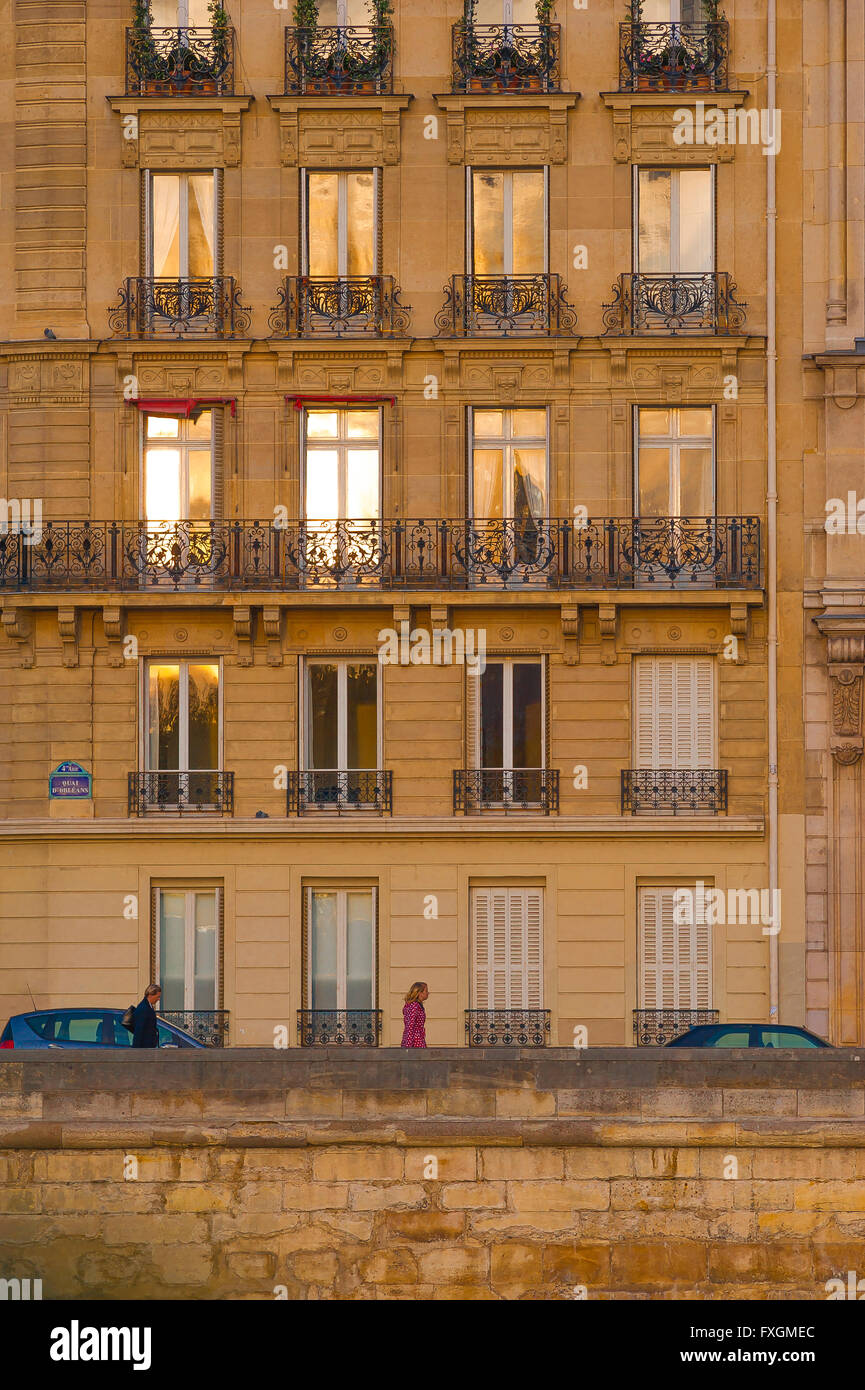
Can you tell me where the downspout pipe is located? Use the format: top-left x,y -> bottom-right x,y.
767,0 -> 779,1019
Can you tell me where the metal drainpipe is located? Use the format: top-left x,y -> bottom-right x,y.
766,0 -> 779,1019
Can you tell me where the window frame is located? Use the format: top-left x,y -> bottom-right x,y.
301,169 -> 380,278
141,657 -> 223,774
302,657 -> 383,772
154,885 -> 221,1014
468,406 -> 550,520
305,884 -> 378,1012
477,656 -> 546,770
466,167 -> 549,276
144,169 -> 219,280
633,405 -> 716,518
302,405 -> 383,521
633,166 -> 716,275
140,410 -> 215,524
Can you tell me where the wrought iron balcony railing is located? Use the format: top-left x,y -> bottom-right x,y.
452,22 -> 560,93
634,1009 -> 720,1046
287,770 -> 393,815
158,1010 -> 230,1047
454,769 -> 559,814
126,25 -> 235,95
436,274 -> 576,337
0,518 -> 762,592
298,1009 -> 381,1047
268,276 -> 410,338
465,1009 -> 551,1047
603,273 -> 746,336
621,769 -> 728,815
128,771 -> 234,816
619,21 -> 729,93
108,277 -> 251,339
284,24 -> 393,94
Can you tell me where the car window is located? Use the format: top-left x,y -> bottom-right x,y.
24,1014 -> 60,1039
707,1027 -> 752,1047
157,1022 -> 181,1046
758,1028 -> 821,1049
111,1016 -> 133,1045
57,1013 -> 110,1043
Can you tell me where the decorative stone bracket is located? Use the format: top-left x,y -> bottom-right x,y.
234,605 -> 255,667
1,606 -> 33,668
729,603 -> 749,664
816,616 -> 865,764
58,608 -> 79,669
262,606 -> 283,668
102,606 -> 125,668
599,603 -> 618,666
561,604 -> 580,666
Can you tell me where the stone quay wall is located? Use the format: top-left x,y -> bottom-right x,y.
2,1049 -> 865,1300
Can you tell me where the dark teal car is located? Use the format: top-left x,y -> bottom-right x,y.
0,1008 -> 205,1050
667,1023 -> 831,1048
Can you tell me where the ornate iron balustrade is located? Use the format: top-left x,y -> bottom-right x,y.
455,769 -> 559,814
284,25 -> 393,94
108,277 -> 251,338
452,23 -> 560,93
619,21 -> 729,92
297,1009 -> 381,1047
158,1010 -> 230,1047
126,26 -> 235,95
621,769 -> 728,815
269,276 -> 410,338
603,273 -> 746,336
436,274 -> 576,337
634,1009 -> 720,1046
128,771 -> 234,816
287,770 -> 393,815
465,1009 -> 551,1047
0,518 -> 762,592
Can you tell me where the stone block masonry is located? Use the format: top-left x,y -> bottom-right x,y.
1,1050 -> 864,1300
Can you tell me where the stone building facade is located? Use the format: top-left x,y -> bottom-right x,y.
0,0 -> 861,1047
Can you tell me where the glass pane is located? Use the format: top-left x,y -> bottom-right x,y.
63,1014 -> 107,1043
637,448 -> 672,516
346,891 -> 374,1010
475,0 -> 504,20
513,663 -> 542,768
639,408 -> 671,437
145,449 -> 181,523
638,169 -> 671,274
188,174 -> 215,277
188,451 -> 212,520
193,891 -> 217,1011
481,662 -> 504,768
512,0 -> 537,18
310,891 -> 338,1011
679,408 -> 713,439
188,0 -> 211,23
305,450 -> 339,522
346,450 -> 379,519
149,664 -> 180,769
511,409 -> 547,439
511,172 -> 544,273
159,891 -> 186,1012
151,175 -> 180,277
473,410 -> 503,439
187,663 -> 219,770
678,170 -> 713,272
642,0 -> 672,19
759,1029 -> 820,1049
345,410 -> 379,440
347,172 -> 375,276
473,170 -> 504,275
307,411 -> 339,439
150,1 -> 178,24
708,1029 -> 752,1048
347,664 -> 377,769
309,665 -> 338,768
473,449 -> 503,518
678,448 -> 713,515
317,0 -> 339,20
146,416 -> 179,439
187,410 -> 212,441
513,448 -> 546,519
308,174 -> 339,277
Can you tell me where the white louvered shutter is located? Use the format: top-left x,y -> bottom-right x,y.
472,887 -> 543,1009
635,657 -> 714,768
639,886 -> 712,1009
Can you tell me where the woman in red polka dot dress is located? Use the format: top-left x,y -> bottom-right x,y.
401,981 -> 428,1048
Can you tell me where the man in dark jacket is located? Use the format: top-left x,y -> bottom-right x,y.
132,984 -> 161,1048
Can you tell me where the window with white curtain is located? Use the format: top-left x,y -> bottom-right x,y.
473,0 -> 537,23
304,407 -> 380,522
471,408 -> 548,521
317,0 -> 370,23
150,0 -> 212,25
147,172 -> 216,279
636,407 -> 714,518
470,169 -> 547,275
640,1 -> 708,24
307,887 -> 376,1012
303,171 -> 377,278
143,411 -> 213,523
636,168 -> 714,274
156,887 -> 219,1014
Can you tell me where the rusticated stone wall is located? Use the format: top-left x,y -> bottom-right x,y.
2,1050 -> 865,1300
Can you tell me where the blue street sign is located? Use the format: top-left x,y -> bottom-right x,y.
49,762 -> 92,799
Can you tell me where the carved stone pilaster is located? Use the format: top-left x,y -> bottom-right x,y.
827,634 -> 865,763
103,606 -> 125,668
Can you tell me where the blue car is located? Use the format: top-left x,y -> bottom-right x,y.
666,1023 -> 831,1048
0,1007 -> 205,1050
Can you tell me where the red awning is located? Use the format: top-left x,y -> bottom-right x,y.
286,394 -> 395,410
128,398 -> 237,418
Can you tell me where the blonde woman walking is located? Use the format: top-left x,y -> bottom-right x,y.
401,982 -> 428,1048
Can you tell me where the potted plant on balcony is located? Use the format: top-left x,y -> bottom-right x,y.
128,0 -> 169,94
203,0 -> 232,92
629,0 -> 724,91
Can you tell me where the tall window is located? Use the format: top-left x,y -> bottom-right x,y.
156,887 -> 219,1015
640,0 -> 707,21
307,886 -> 375,1013
471,409 -> 547,520
480,660 -> 543,771
633,656 -> 715,770
304,407 -> 380,522
472,0 -> 537,20
306,661 -> 378,770
150,0 -> 211,23
143,411 -> 213,523
317,0 -> 369,21
470,170 -> 546,276
636,407 -> 713,517
146,661 -> 220,772
471,887 -> 543,1012
146,172 -> 216,279
638,885 -> 712,1012
303,171 -> 377,278
636,168 -> 713,274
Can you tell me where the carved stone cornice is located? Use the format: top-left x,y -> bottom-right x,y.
107,95 -> 253,168
600,89 -> 750,163
812,354 -> 865,410
267,93 -> 412,166
433,91 -> 578,165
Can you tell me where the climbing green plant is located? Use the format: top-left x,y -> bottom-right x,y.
535,0 -> 556,22
368,0 -> 394,23
293,0 -> 319,29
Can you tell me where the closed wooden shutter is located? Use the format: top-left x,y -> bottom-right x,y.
639,886 -> 712,1009
212,408 -> 224,520
634,656 -> 715,768
472,887 -> 543,1009
465,663 -> 479,769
